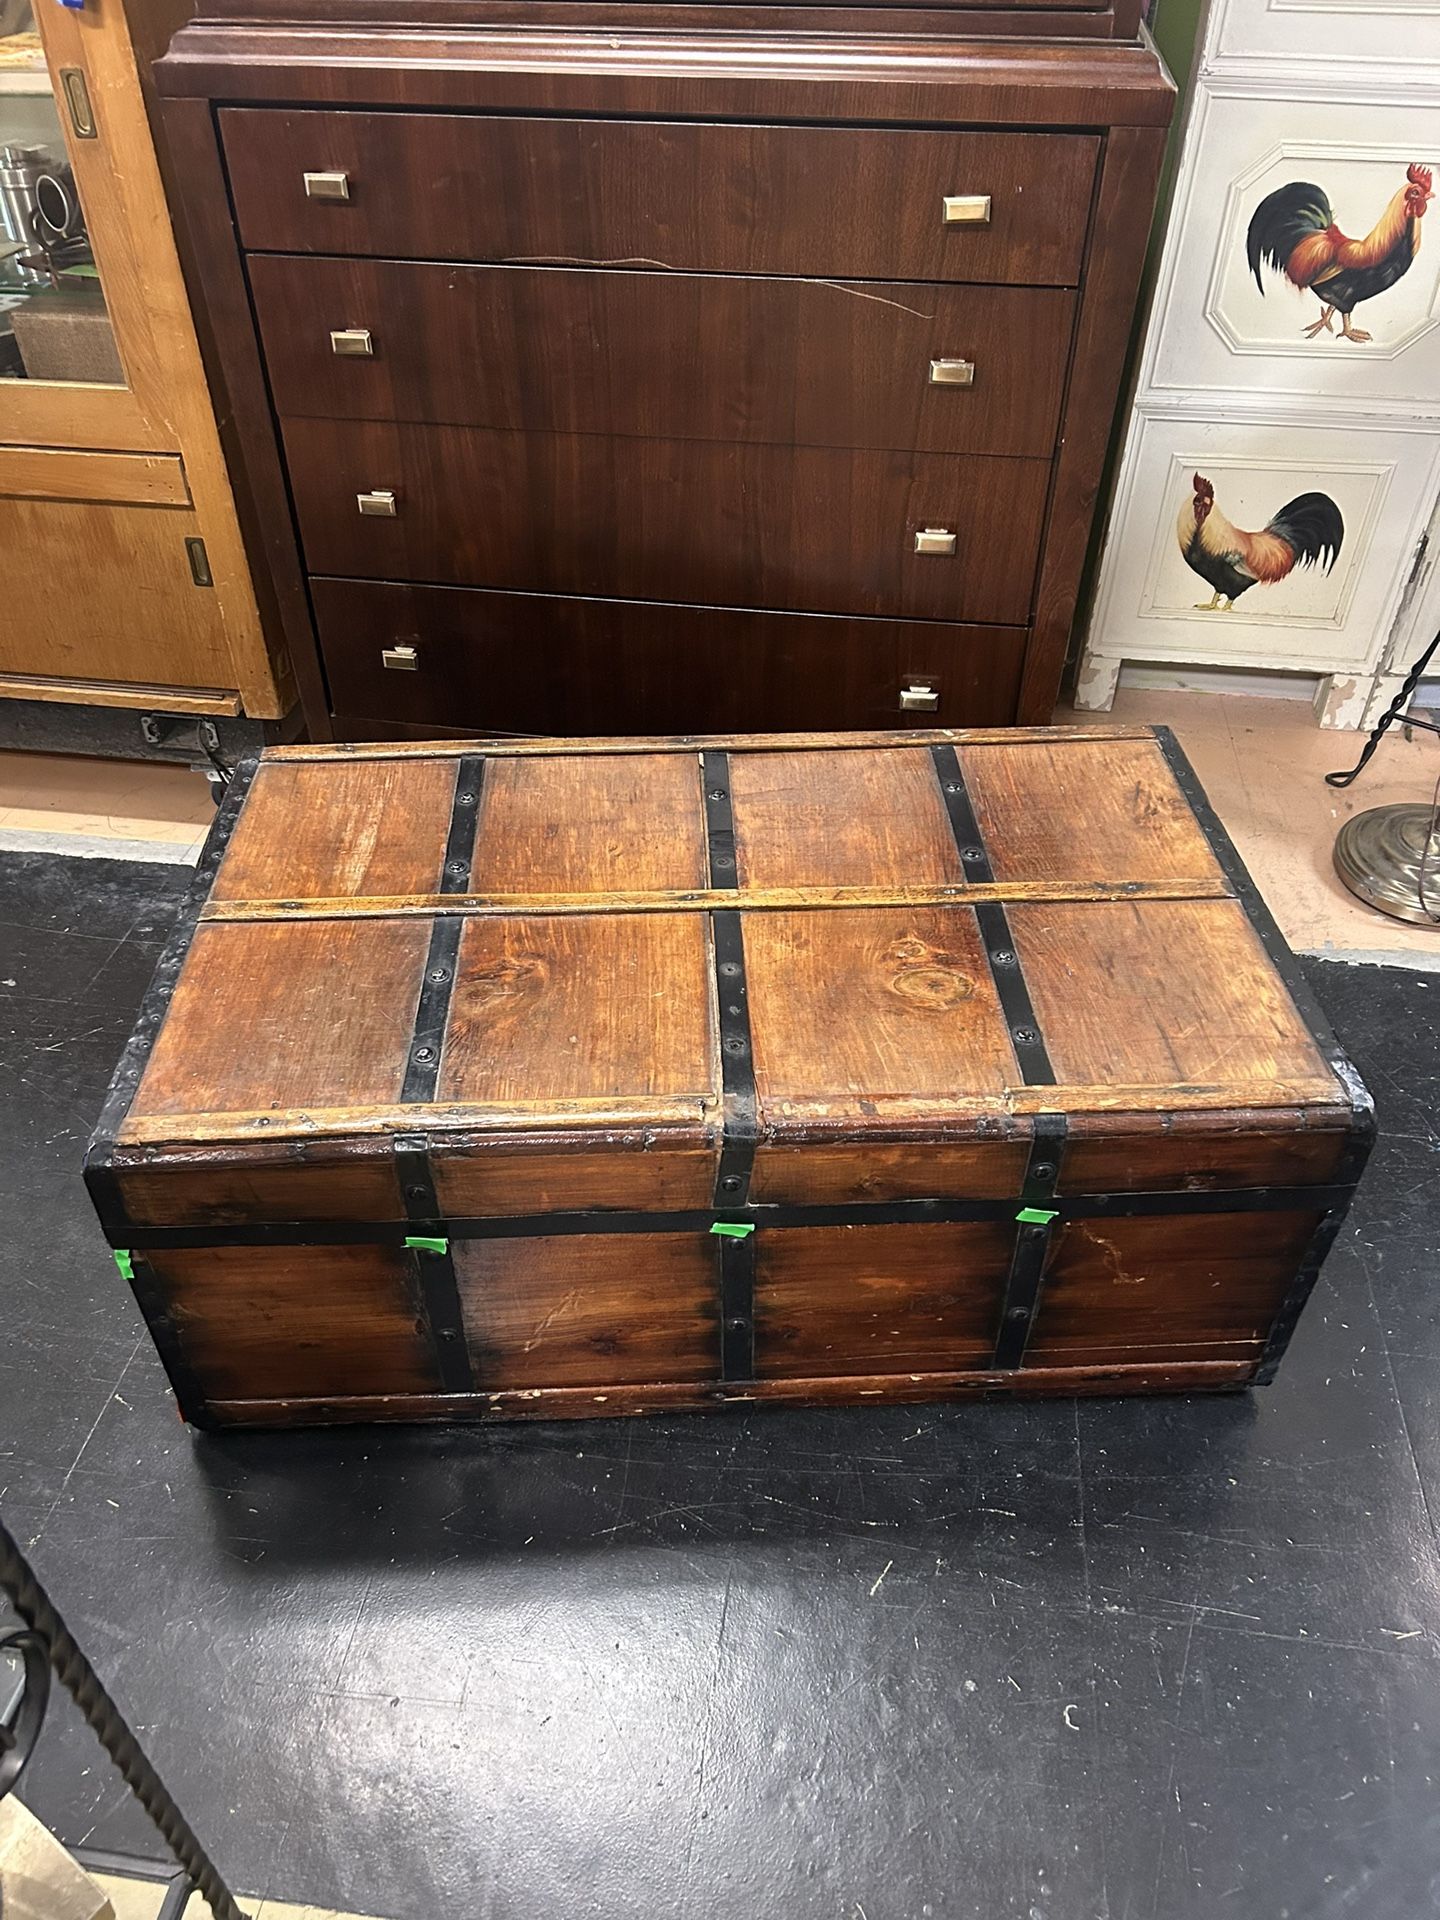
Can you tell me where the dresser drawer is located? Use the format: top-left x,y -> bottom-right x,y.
222,112 -> 1098,287
313,578 -> 1026,734
251,258 -> 1074,461
283,421 -> 1049,625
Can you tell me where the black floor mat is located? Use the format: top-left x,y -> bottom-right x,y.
2,848 -> 1438,1920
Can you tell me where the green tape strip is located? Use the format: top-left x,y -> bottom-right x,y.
113,1249 -> 135,1280
1015,1207 -> 1058,1227
709,1222 -> 756,1239
404,1235 -> 450,1255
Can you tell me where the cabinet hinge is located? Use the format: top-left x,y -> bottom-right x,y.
185,537 -> 213,588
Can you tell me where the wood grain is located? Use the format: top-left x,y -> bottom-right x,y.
1026,1210 -> 1322,1361
0,499 -> 232,690
433,1137 -> 718,1216
221,111 -> 1098,284
0,449 -> 189,507
208,756 -> 459,901
1008,901 -> 1339,1099
476,754 -> 707,894
440,912 -> 716,1106
282,418 -> 1050,626
149,1243 -> 438,1398
960,736 -> 1223,882
311,579 -> 1026,735
272,726 -> 1156,762
744,906 -> 1017,1116
128,918 -> 430,1120
755,1221 -> 1012,1376
454,1233 -> 718,1386
0,674 -> 238,715
202,1361 -> 1257,1429
250,258 -> 1075,460
730,748 -> 965,890
1059,1118 -> 1351,1194
749,1138 -> 1030,1204
114,1139 -> 403,1226
10,0 -> 281,718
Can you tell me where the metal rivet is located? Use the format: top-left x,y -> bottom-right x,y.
962,846 -> 985,863
1008,1306 -> 1029,1321
446,861 -> 468,877
1013,1027 -> 1038,1046
944,781 -> 963,794
428,967 -> 451,984
413,1046 -> 437,1064
719,961 -> 741,977
991,949 -> 1016,966
713,852 -> 735,869
456,790 -> 477,805
720,1175 -> 742,1192
1032,1163 -> 1055,1180
709,788 -> 728,803
726,1316 -> 749,1330
405,1185 -> 427,1200
723,1037 -> 748,1055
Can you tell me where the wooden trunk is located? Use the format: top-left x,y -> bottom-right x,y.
86,727 -> 1372,1429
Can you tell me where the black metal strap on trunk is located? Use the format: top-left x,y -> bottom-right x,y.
394,756 -> 484,1391
992,1114 -> 1067,1369
930,744 -> 1056,1087
703,751 -> 759,1380
930,745 -> 1066,1366
401,754 -> 485,1104
395,1134 -> 474,1394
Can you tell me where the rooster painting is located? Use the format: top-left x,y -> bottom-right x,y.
1177,474 -> 1344,612
1246,163 -> 1433,343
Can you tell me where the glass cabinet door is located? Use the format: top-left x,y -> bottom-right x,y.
0,2 -> 119,387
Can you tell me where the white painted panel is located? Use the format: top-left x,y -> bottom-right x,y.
1211,0 -> 1440,68
1147,88 -> 1440,406
1088,413 -> 1440,672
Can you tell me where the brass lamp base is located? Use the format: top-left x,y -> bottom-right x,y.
1334,804 -> 1440,926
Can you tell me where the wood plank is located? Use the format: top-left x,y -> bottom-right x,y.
0,499 -> 235,691
270,726 -> 1158,762
1059,1120 -> 1351,1194
220,112 -> 1098,284
0,674 -> 240,715
754,1220 -> 1012,1376
477,754 -> 707,894
204,1360 -> 1256,1428
454,1233 -> 718,1387
731,748 -> 964,890
433,1139 -> 717,1217
750,1138 -> 1030,1204
148,1243 -> 439,1398
127,918 -> 432,1121
960,735 -> 1223,882
282,418 -> 1050,626
199,877 -> 1236,920
1026,1210 -> 1321,1360
0,448 -> 189,506
119,1097 -> 719,1148
745,906 -> 1017,1117
1008,900 -> 1339,1101
207,756 -> 458,901
439,912 -> 717,1106
114,1139 -> 403,1226
250,257 -> 1075,460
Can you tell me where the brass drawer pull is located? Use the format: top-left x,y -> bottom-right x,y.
914,527 -> 957,557
899,682 -> 940,712
330,328 -> 374,357
928,358 -> 975,387
942,195 -> 992,227
381,644 -> 418,671
303,170 -> 351,202
357,490 -> 397,517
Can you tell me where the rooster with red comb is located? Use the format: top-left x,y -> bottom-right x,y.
1246,162 -> 1433,343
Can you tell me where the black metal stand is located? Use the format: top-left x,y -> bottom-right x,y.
1326,628 -> 1440,789
0,1513 -> 247,1920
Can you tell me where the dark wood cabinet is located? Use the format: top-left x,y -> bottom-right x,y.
154,6 -> 1173,738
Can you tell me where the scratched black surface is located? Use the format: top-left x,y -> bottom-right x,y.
2,848 -> 1439,1920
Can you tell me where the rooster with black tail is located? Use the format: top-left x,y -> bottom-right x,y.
1246,163 -> 1433,343
1177,475 -> 1344,612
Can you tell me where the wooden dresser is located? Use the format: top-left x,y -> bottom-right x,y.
152,5 -> 1174,740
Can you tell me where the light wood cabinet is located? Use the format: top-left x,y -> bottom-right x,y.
0,0 -> 290,721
